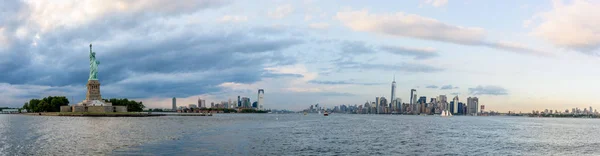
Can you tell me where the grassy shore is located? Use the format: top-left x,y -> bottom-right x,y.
24,112 -> 165,117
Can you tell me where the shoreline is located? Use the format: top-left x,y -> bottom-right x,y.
23,112 -> 165,117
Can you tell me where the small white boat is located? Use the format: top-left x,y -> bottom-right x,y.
441,110 -> 452,117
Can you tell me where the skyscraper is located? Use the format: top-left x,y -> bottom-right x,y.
172,97 -> 176,111
258,89 -> 265,110
390,75 -> 396,110
375,97 -> 380,114
410,89 -> 417,105
411,89 -> 417,114
467,97 -> 479,115
452,96 -> 459,114
197,98 -> 206,108
237,96 -> 241,108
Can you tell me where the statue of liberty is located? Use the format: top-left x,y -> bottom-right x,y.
89,44 -> 100,80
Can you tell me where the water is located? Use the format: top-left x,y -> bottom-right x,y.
1,114 -> 600,155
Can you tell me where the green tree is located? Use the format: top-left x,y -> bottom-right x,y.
38,100 -> 49,112
29,99 -> 41,112
22,102 -> 29,111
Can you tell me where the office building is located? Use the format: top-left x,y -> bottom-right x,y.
242,97 -> 251,108
197,98 -> 206,108
390,75 -> 396,110
172,97 -> 176,111
452,96 -> 459,114
237,96 -> 241,108
467,97 -> 479,115
258,89 -> 265,110
376,97 -> 380,114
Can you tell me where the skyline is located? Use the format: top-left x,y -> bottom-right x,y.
1,0 -> 600,112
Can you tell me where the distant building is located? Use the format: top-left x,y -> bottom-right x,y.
189,104 -> 198,109
452,96 -> 459,114
457,102 -> 465,114
238,96 -> 241,108
411,89 -> 417,114
198,98 -> 206,108
252,101 -> 258,108
242,97 -> 251,108
258,89 -> 265,110
467,97 -> 479,115
375,97 -> 380,114
390,75 -> 396,110
172,97 -> 177,111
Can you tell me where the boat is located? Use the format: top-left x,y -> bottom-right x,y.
304,112 -> 307,115
441,110 -> 452,117
323,110 -> 329,116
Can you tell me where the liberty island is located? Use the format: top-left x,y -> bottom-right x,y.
60,44 -> 127,113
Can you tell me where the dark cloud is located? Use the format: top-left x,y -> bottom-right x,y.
425,85 -> 439,89
468,85 -> 508,95
379,45 -> 438,59
0,1 -> 305,105
308,80 -> 383,86
440,85 -> 457,90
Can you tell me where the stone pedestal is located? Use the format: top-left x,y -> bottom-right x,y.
86,80 -> 102,101
61,79 -> 127,113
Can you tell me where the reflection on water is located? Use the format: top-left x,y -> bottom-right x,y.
2,114 -> 600,155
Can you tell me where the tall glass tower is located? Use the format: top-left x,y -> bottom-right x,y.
390,75 -> 396,111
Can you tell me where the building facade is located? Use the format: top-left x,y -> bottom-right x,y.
172,97 -> 176,111
258,89 -> 265,110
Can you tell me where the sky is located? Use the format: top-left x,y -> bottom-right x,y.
1,0 -> 600,112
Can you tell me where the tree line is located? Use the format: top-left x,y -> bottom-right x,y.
23,96 -> 70,112
104,98 -> 145,112
22,97 -> 145,112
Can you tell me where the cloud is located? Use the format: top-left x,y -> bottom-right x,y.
268,4 -> 294,19
468,85 -> 508,95
335,60 -> 443,73
530,0 -> 600,52
308,80 -> 383,86
423,0 -> 449,7
22,0 -> 228,33
336,10 -> 548,56
425,85 -> 439,89
0,1 -> 310,107
219,15 -> 248,23
379,45 -> 438,59
336,10 -> 484,45
309,22 -> 330,29
440,85 -> 457,90
340,41 -> 376,55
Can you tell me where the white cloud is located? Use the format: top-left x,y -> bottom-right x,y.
530,0 -> 600,52
424,0 -> 448,7
23,0 -> 224,33
489,41 -> 549,56
219,15 -> 248,22
336,10 -> 485,45
309,22 -> 330,29
522,19 -> 532,28
304,15 -> 312,21
268,4 -> 294,19
337,9 -> 549,56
